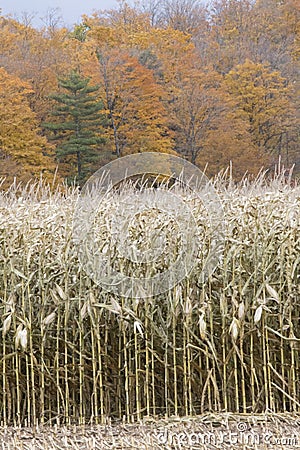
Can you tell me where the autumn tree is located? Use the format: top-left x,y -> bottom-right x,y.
166,68 -> 226,163
200,0 -> 254,73
0,0 -> 298,181
248,0 -> 299,77
141,0 -> 207,34
0,16 -> 73,123
40,7 -> 64,38
161,59 -> 268,176
196,112 -> 271,180
44,71 -> 106,181
0,68 -> 55,185
97,48 -> 174,157
225,60 -> 297,160
198,0 -> 299,77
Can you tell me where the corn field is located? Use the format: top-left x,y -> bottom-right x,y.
0,171 -> 299,427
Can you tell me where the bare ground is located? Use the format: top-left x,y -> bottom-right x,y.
0,413 -> 300,449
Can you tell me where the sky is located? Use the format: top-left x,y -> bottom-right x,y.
1,0 -> 118,28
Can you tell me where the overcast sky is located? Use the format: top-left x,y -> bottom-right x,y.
1,0 -> 118,28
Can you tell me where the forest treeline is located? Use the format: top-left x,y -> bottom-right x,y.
0,0 -> 299,185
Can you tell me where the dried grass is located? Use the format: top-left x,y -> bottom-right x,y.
0,171 -> 299,426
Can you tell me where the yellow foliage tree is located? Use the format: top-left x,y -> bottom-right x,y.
0,68 -> 55,185
225,60 -> 297,159
0,17 -> 75,123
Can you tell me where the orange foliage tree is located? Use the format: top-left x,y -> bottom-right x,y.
96,47 -> 174,157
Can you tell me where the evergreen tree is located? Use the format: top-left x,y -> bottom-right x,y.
44,71 -> 106,182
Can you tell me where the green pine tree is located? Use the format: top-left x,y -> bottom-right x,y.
44,70 -> 106,182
